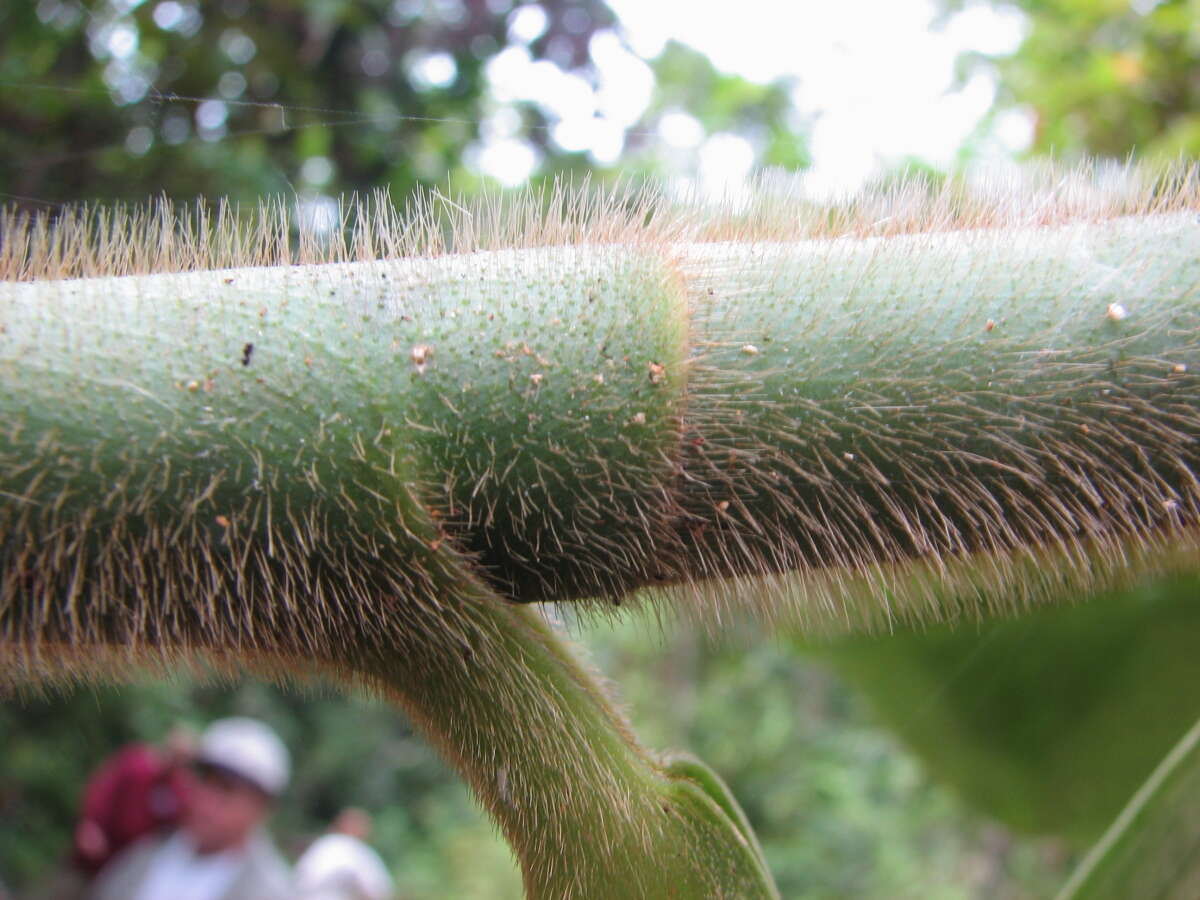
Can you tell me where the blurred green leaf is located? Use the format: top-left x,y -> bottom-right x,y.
811,575 -> 1200,842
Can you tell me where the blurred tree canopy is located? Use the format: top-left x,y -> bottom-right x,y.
0,0 -> 802,209
0,0 -> 613,205
944,0 -> 1200,159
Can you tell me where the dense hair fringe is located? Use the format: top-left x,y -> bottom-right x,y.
3,161 -> 1198,283
3,161 -> 1200,657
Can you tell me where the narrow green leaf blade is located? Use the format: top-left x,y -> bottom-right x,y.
1058,715 -> 1200,900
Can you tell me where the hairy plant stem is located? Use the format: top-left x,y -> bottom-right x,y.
4,211 -> 1200,896
359,596 -> 777,898
1,242 -> 778,897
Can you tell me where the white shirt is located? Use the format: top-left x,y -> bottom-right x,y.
294,833 -> 393,900
131,832 -> 245,900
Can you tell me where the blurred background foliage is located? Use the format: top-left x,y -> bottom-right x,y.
2,0 -> 1199,897
0,0 -> 798,206
814,575 -> 1200,843
939,0 -> 1200,160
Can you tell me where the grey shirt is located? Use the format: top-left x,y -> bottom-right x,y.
86,830 -> 291,900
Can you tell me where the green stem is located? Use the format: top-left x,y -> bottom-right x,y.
360,593 -> 777,898
0,241 -> 774,897
670,214 -> 1200,627
0,245 -> 687,652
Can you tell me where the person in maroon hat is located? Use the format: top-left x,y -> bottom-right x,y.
72,727 -> 196,878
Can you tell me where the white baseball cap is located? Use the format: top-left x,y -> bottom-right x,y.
196,717 -> 290,797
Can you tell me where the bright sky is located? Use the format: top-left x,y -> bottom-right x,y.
477,0 -> 1034,196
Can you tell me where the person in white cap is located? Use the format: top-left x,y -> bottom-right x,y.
86,717 -> 293,900
295,808 -> 394,900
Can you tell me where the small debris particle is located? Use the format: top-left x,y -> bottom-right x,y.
985,319 -> 996,332
1106,303 -> 1128,322
258,307 -> 268,318
223,277 -> 234,285
530,372 -> 544,386
186,380 -> 200,392
241,342 -> 255,366
1080,424 -> 1091,435
716,500 -> 730,512
411,344 -> 432,374
1164,499 -> 1180,512
843,452 -> 855,461
741,344 -> 759,356
648,362 -> 666,384
629,412 -> 646,425
1173,363 -> 1188,374
215,515 -> 231,528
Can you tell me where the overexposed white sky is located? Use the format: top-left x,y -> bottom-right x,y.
475,0 -> 1033,195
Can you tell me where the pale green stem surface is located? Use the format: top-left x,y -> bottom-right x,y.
669,214 -> 1200,627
